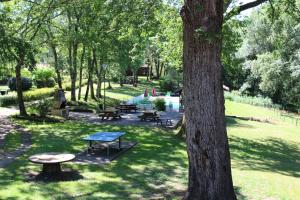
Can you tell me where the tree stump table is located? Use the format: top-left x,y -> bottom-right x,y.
29,153 -> 75,174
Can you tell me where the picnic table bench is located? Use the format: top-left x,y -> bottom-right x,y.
115,104 -> 139,113
99,109 -> 122,120
138,110 -> 160,121
83,132 -> 125,156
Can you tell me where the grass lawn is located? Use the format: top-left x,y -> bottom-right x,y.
1,98 -> 299,199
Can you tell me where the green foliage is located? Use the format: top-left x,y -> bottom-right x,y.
36,99 -> 52,117
8,77 -> 32,91
153,98 -> 166,111
225,91 -> 281,109
33,67 -> 56,88
238,3 -> 300,111
0,87 -> 55,107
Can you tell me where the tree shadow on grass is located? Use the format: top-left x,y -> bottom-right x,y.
0,120 -> 188,199
226,117 -> 255,128
229,136 -> 300,177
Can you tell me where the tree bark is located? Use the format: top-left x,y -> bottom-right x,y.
52,45 -> 62,89
78,46 -> 85,100
181,1 -> 236,199
15,52 -> 27,116
45,26 -> 62,89
71,41 -> 78,101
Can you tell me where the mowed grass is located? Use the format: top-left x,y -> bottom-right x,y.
0,100 -> 299,199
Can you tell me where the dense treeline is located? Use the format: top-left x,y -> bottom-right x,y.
236,1 -> 300,111
0,0 -> 181,115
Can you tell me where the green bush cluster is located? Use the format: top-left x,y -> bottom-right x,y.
36,99 -> 52,117
225,91 -> 281,109
64,79 -> 88,91
159,79 -> 177,92
33,68 -> 56,88
0,88 -> 55,107
154,98 -> 166,111
8,77 -> 33,91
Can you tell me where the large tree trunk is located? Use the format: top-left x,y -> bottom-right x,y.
181,1 -> 236,199
15,53 -> 27,116
78,46 -> 85,100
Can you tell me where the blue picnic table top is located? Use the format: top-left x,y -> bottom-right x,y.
83,132 -> 125,142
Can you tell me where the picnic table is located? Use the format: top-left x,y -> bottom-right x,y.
99,109 -> 122,120
115,104 -> 139,113
83,132 -> 126,156
138,110 -> 160,121
29,153 -> 75,174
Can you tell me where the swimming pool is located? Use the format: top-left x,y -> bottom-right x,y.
127,94 -> 180,112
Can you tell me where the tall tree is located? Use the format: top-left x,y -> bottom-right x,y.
181,0 -> 298,199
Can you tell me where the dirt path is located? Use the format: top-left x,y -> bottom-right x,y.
0,107 -> 32,168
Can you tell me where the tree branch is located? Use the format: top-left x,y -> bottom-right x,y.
225,0 -> 269,20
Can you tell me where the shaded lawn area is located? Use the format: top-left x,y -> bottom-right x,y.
0,121 -> 188,199
1,101 -> 300,199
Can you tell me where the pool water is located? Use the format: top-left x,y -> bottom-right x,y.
127,94 -> 180,112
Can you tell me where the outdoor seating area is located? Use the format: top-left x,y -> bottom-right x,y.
138,110 -> 160,121
1,0 -> 300,198
98,109 -> 122,120
115,104 -> 139,112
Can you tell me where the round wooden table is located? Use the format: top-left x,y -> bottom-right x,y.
29,153 -> 75,174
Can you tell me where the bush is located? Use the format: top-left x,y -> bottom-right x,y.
159,79 -> 177,92
154,98 -> 166,111
224,91 -> 281,109
46,77 -> 56,87
0,87 -> 55,107
23,88 -> 55,102
0,96 -> 18,107
34,67 -> 56,88
8,77 -> 32,91
36,99 -> 52,117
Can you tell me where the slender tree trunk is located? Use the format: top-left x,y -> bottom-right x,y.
45,28 -> 62,89
159,63 -> 164,78
16,52 -> 27,116
52,45 -> 62,89
84,79 -> 90,102
181,0 -> 236,199
78,46 -> 85,100
95,52 -> 102,98
156,57 -> 160,79
149,61 -> 153,80
71,42 -> 78,101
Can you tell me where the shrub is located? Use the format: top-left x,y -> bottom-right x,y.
46,77 -> 56,87
8,77 -> 32,91
23,88 -> 55,102
36,99 -> 52,117
159,79 -> 177,92
154,98 -> 166,111
224,91 -> 281,109
0,88 -> 55,107
0,96 -> 18,107
34,67 -> 56,88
